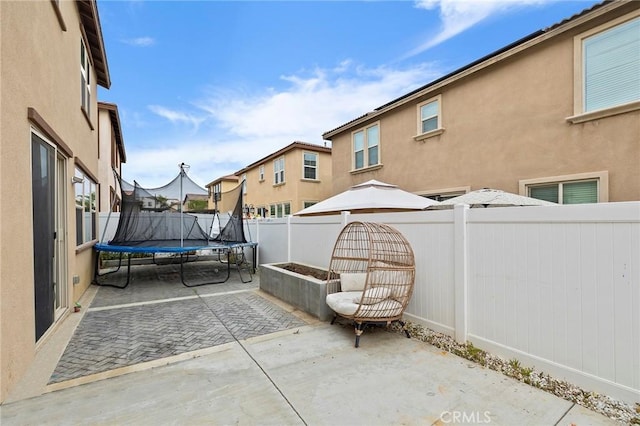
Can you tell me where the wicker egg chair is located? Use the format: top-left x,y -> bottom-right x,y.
325,221 -> 416,347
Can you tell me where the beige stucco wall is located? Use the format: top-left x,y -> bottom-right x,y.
98,108 -> 113,212
243,147 -> 332,215
329,5 -> 640,202
0,1 -> 101,402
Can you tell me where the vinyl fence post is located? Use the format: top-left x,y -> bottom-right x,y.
454,203 -> 469,343
341,211 -> 351,228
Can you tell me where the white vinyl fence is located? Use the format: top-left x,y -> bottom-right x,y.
99,202 -> 639,404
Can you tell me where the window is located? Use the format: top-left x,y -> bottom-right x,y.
583,16 -> 639,112
570,13 -> 640,122
303,152 -> 318,180
213,182 -> 221,202
528,180 -> 598,204
270,202 -> 291,218
242,174 -> 247,194
259,165 -> 265,181
352,123 -> 379,170
304,201 -> 317,208
80,38 -> 91,116
274,157 -> 285,184
74,168 -> 96,245
419,99 -> 439,133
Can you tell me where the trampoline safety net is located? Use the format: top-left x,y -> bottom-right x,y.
109,172 -> 247,248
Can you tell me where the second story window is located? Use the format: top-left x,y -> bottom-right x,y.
578,14 -> 640,114
274,157 -> 285,184
303,152 -> 318,180
353,123 -> 379,170
419,98 -> 439,133
242,174 -> 247,194
80,38 -> 91,117
259,165 -> 264,181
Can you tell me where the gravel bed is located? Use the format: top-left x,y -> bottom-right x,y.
389,322 -> 639,425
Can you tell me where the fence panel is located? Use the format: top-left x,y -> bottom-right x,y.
289,216 -> 344,269
465,203 -> 640,403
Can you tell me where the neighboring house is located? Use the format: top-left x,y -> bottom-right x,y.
97,102 -> 126,212
322,1 -> 640,204
205,175 -> 240,214
0,0 -> 110,403
235,142 -> 332,218
182,193 -> 209,212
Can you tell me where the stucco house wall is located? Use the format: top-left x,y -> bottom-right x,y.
325,1 -> 639,203
235,142 -> 332,217
97,102 -> 126,212
0,0 -> 110,402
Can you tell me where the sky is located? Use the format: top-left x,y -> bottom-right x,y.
96,0 -> 601,189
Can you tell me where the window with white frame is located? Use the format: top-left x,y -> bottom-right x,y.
419,98 -> 440,133
527,179 -> 599,204
74,168 -> 97,245
80,38 -> 91,116
580,15 -> 640,113
274,156 -> 285,184
259,165 -> 265,181
353,123 -> 379,170
269,202 -> 291,218
303,152 -> 318,180
242,174 -> 247,194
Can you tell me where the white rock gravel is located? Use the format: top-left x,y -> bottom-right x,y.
386,322 -> 640,425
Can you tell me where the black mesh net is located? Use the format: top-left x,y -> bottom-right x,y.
108,171 -> 247,248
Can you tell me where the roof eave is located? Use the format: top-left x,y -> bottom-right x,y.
76,0 -> 111,88
322,0 -> 619,140
98,102 -> 126,162
235,141 -> 331,175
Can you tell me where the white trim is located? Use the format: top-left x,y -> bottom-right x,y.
572,10 -> 640,116
519,171 -> 609,203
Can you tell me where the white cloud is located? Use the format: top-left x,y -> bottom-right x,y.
148,105 -> 205,130
122,36 -> 155,47
406,0 -> 548,58
124,61 -> 443,188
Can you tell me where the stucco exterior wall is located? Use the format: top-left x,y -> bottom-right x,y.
0,1 -> 102,402
242,145 -> 332,215
328,4 -> 640,202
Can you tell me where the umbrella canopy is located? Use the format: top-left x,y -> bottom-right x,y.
294,180 -> 440,216
430,188 -> 557,208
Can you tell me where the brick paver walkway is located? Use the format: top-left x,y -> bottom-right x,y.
49,262 -> 306,384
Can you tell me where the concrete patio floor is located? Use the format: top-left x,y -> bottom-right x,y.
0,262 -> 618,425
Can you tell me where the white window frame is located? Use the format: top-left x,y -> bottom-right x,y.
259,165 -> 265,181
568,10 -> 640,123
519,171 -> 608,204
415,95 -> 444,141
242,174 -> 247,195
269,202 -> 291,218
351,122 -> 380,171
302,151 -> 318,180
74,167 -> 97,246
80,38 -> 91,117
274,156 -> 285,185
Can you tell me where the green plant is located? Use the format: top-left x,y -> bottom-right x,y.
509,358 -> 521,370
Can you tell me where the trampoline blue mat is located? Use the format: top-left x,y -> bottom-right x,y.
95,241 -> 257,254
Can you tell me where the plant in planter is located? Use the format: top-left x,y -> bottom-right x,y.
74,302 -> 81,312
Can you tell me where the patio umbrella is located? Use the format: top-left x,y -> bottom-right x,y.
294,180 -> 440,216
429,188 -> 557,208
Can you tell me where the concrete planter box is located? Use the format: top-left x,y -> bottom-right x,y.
260,263 -> 332,321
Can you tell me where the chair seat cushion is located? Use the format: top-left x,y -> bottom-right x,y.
326,291 -> 404,318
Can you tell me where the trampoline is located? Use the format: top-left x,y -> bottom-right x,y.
94,165 -> 257,288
